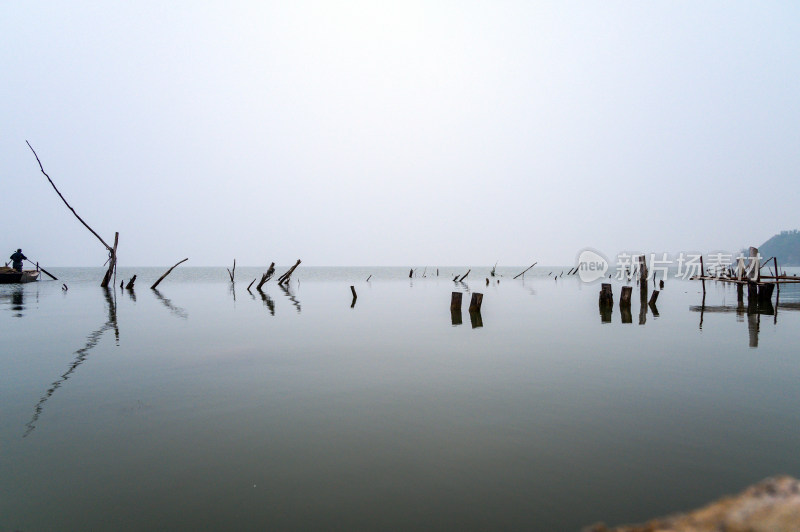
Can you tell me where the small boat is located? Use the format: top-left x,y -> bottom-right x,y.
0,267 -> 40,284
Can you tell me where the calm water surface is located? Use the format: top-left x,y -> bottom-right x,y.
2,266 -> 799,531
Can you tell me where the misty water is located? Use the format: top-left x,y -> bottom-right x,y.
2,266 -> 799,531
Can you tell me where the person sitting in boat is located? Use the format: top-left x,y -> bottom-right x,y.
10,249 -> 26,272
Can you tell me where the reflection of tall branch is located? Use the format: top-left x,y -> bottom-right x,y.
24,289 -> 118,437
279,283 -> 301,313
152,289 -> 188,319
257,289 -> 275,315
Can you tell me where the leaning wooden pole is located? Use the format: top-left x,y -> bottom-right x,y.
513,262 -> 537,279
26,141 -> 118,286
151,258 -> 188,290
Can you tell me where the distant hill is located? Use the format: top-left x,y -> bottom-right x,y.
759,230 -> 800,266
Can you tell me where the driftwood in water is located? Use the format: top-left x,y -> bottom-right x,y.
26,141 -> 118,286
409,269 -> 414,278
100,232 -> 119,288
452,275 -> 458,282
458,269 -> 471,282
247,278 -> 256,292
450,292 -> 462,311
513,262 -> 537,279
151,258 -> 188,289
125,275 -> 137,289
227,259 -> 236,282
350,285 -> 357,308
277,260 -> 301,285
366,275 -> 372,282
257,263 -> 276,291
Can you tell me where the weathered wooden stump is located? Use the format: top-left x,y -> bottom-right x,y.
599,283 -> 613,306
620,286 -> 632,306
659,279 -> 664,289
450,292 -> 463,311
451,309 -> 463,326
469,292 -> 483,312
125,275 -> 136,289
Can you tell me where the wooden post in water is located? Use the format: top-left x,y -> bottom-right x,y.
125,275 -> 136,289
700,255 -> 706,294
450,292 -> 463,311
638,254 -> 648,298
350,285 -> 357,308
100,232 -> 119,288
458,270 -> 471,282
469,293 -> 483,312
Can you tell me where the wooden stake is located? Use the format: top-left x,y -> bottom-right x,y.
150,258 -> 188,289
100,232 -> 119,288
350,285 -> 357,299
247,278 -> 256,291
458,269 -> 470,282
125,275 -> 137,289
227,259 -> 236,282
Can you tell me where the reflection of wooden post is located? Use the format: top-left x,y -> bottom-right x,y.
450,292 -> 462,311
469,292 -> 483,312
599,283 -> 613,305
620,305 -> 632,324
758,283 -> 774,305
620,286 -> 632,306
469,309 -> 483,328
649,290 -> 659,305
599,303 -> 612,323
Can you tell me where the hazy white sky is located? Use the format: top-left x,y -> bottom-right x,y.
3,1 -> 799,266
